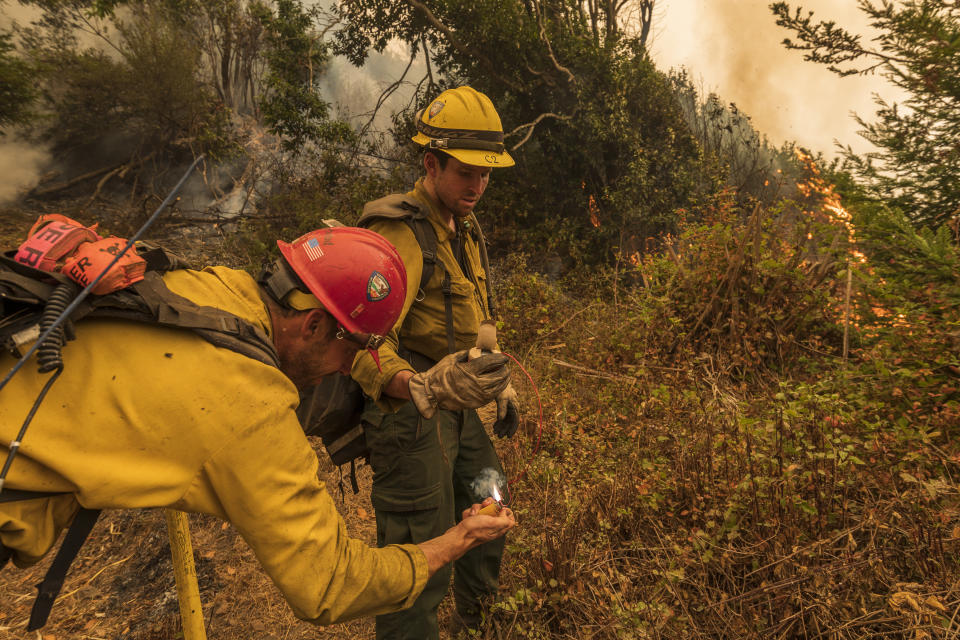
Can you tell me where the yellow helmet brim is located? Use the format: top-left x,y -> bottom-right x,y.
412,133 -> 515,168
447,147 -> 515,168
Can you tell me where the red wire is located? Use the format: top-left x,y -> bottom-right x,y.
500,351 -> 544,505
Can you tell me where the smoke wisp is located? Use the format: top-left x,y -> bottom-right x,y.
470,467 -> 505,503
0,139 -> 51,206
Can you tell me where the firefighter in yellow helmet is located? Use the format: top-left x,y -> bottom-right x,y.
351,86 -> 519,639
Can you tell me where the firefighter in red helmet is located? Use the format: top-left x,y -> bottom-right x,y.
0,226 -> 514,629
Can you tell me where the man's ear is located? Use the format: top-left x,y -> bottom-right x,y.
301,308 -> 334,339
423,152 -> 438,178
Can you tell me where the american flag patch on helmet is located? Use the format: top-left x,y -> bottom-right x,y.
304,237 -> 324,261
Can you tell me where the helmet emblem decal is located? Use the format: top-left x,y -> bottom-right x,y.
367,271 -> 391,301
303,237 -> 324,261
428,100 -> 445,119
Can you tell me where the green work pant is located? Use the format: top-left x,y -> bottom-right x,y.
364,400 -> 505,640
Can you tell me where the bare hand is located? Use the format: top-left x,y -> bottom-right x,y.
459,498 -> 516,546
418,498 -> 516,577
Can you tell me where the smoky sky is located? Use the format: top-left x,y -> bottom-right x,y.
325,1 -> 906,157
0,1 -> 907,205
648,0 -> 905,156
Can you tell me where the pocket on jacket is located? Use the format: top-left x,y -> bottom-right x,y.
447,275 -> 477,299
446,276 -> 481,338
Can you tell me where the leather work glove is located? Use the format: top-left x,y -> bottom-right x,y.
409,350 -> 511,419
492,384 -> 519,438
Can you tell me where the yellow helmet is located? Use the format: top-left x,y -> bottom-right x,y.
411,86 -> 515,168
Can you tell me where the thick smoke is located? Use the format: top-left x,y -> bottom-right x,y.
0,140 -> 50,205
649,0 -> 906,156
319,39 -> 426,131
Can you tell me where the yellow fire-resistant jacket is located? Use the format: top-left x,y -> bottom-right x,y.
0,267 -> 427,624
351,178 -> 492,411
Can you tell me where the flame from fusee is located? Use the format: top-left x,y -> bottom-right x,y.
471,467 -> 504,503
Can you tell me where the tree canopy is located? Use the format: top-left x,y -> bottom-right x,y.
772,0 -> 960,228
0,31 -> 36,134
335,0 -> 711,264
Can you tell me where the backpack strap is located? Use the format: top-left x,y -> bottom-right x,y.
470,216 -> 497,318
440,269 -> 455,353
0,264 -> 60,303
27,507 -> 101,631
136,244 -> 194,273
0,489 -> 66,502
404,214 -> 455,353
116,273 -> 281,369
359,195 -> 456,354
0,488 -> 100,632
359,194 -> 440,303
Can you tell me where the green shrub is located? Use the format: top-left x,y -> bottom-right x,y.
487,196 -> 959,637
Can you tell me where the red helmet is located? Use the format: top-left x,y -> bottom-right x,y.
274,227 -> 406,369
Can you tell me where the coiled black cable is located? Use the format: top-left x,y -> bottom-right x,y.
36,282 -> 79,374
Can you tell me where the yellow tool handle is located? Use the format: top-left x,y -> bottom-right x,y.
164,509 -> 207,640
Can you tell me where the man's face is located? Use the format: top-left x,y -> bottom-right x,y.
315,335 -> 361,379
428,155 -> 492,217
278,312 -> 362,390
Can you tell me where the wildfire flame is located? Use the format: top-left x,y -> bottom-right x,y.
588,194 -> 601,228
582,181 -> 602,227
795,150 -> 866,264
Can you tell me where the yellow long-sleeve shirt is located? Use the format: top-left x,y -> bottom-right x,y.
0,266 -> 427,624
351,179 -> 491,411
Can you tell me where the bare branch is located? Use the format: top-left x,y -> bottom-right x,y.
357,44 -> 418,139
83,164 -> 127,209
507,112 -> 572,151
535,2 -> 575,85
638,0 -> 654,47
75,10 -> 124,57
29,163 -> 125,197
421,36 -> 436,94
